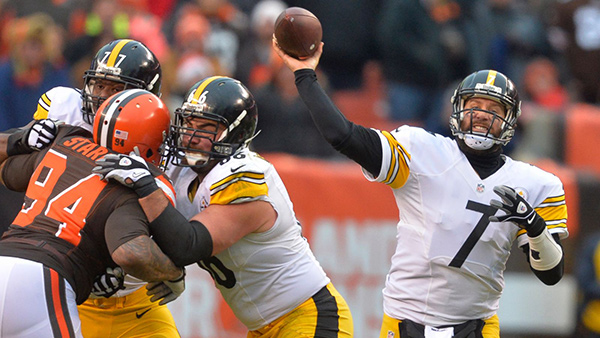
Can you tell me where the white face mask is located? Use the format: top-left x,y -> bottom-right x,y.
462,133 -> 495,150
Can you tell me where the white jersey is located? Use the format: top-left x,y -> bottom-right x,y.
166,147 -> 330,330
366,125 -> 568,326
33,86 -> 91,131
32,86 -> 151,296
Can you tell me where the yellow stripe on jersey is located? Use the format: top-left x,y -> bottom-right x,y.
516,194 -> 568,237
33,92 -> 52,119
190,76 -> 224,104
210,172 -> 267,205
106,39 -> 132,67
381,131 -> 411,189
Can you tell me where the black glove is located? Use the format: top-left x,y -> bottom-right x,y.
93,152 -> 159,197
7,119 -> 60,156
489,185 -> 546,237
90,267 -> 125,298
146,268 -> 186,305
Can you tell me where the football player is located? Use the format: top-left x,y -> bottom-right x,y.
93,76 -> 355,337
273,41 -> 568,338
30,39 -> 181,337
0,90 -> 183,338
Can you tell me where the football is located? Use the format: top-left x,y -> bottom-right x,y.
273,7 -> 322,59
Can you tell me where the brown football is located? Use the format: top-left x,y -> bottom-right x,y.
273,7 -> 322,59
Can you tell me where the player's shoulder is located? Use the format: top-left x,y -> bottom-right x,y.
206,148 -> 269,185
504,156 -> 563,186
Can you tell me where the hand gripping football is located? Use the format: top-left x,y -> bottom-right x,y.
273,7 -> 322,59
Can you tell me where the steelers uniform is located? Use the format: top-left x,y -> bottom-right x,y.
166,147 -> 353,336
369,126 -> 568,335
0,126 -> 173,337
32,87 -> 180,337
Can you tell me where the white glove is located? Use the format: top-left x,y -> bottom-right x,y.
90,267 -> 125,298
93,151 -> 158,197
146,269 -> 186,305
27,119 -> 61,150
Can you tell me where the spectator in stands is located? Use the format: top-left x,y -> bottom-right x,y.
550,0 -> 600,104
0,12 -> 71,129
235,0 -> 287,88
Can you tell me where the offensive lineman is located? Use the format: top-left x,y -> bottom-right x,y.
93,76 -> 354,337
273,41 -> 568,337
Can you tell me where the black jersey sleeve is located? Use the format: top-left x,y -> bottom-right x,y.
295,69 -> 383,177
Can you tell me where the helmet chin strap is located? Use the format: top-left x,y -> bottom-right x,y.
463,134 -> 495,150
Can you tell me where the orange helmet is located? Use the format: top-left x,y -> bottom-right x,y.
93,89 -> 170,165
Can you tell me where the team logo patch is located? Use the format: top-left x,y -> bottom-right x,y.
114,129 -> 128,140
476,183 -> 485,193
387,330 -> 395,338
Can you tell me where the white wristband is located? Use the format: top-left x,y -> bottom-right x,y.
528,228 -> 563,271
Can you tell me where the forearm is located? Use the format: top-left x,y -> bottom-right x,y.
524,233 -> 564,285
294,69 -> 383,175
141,191 -> 213,266
112,235 -> 182,282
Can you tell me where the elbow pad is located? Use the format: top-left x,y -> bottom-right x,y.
528,228 -> 563,271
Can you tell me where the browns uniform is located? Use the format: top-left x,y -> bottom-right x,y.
0,125 -> 174,337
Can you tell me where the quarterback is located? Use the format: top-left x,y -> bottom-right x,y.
274,41 -> 568,338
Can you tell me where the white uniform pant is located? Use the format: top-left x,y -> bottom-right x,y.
0,256 -> 82,337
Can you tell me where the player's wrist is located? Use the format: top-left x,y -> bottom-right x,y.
524,212 -> 546,238
6,129 -> 31,156
133,175 -> 159,198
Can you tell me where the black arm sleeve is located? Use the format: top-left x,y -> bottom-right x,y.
148,203 -> 213,267
521,234 -> 564,285
294,69 -> 384,177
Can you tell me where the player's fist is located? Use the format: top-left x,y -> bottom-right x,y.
146,268 -> 186,305
489,185 -> 546,237
7,119 -> 61,156
90,267 -> 125,298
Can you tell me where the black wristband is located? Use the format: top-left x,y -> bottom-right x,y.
527,213 -> 546,238
134,176 -> 159,198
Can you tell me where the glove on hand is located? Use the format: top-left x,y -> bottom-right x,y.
489,185 -> 546,237
7,119 -> 60,156
90,267 -> 125,298
146,268 -> 186,305
93,152 -> 158,197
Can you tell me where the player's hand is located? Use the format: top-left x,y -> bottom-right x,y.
90,267 -> 125,298
7,119 -> 61,156
272,35 -> 323,72
146,268 -> 186,305
489,185 -> 546,237
93,151 -> 158,197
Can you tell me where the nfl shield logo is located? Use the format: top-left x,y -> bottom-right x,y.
477,183 -> 485,193
387,330 -> 395,338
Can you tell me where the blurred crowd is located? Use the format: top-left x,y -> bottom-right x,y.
1,0 -> 599,160
2,0 -> 600,336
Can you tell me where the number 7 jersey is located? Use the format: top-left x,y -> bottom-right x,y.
366,125 -> 568,326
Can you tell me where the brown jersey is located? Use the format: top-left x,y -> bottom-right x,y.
0,125 -> 173,304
